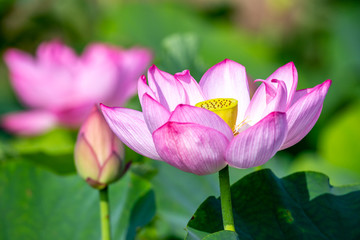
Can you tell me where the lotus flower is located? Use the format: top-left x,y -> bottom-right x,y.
101,60 -> 331,175
2,40 -> 152,135
74,106 -> 128,189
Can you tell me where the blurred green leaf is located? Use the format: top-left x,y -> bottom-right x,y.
162,33 -> 198,67
322,2 -> 360,113
290,152 -> 360,186
198,25 -> 275,75
0,64 -> 21,115
97,3 -> 205,51
11,128 -> 75,154
0,160 -> 155,240
160,33 -> 205,79
9,128 -> 77,175
0,0 -> 95,51
96,2 -> 275,75
319,102 -> 360,174
186,169 -> 360,239
126,190 -> 156,240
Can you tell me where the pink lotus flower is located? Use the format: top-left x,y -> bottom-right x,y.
75,106 -> 128,189
2,40 -> 152,135
101,60 -> 331,175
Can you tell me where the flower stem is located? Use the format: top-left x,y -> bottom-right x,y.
218,165 -> 235,231
99,186 -> 111,240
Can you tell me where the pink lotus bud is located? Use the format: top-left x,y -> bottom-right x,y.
74,106 -> 128,189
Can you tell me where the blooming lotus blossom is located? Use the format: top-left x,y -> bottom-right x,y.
101,60 -> 331,175
75,106 -> 129,189
2,40 -> 152,135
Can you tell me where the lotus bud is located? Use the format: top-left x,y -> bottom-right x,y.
74,106 -> 129,189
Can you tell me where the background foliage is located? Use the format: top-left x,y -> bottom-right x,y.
0,0 -> 359,239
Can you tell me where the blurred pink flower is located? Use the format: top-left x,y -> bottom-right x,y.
2,40 -> 152,135
101,60 -> 331,175
75,106 -> 128,189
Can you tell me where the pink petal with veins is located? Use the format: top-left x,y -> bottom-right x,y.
199,59 -> 250,122
101,104 -> 161,160
175,70 -> 205,105
226,112 -> 287,168
169,104 -> 234,141
147,65 -> 186,111
280,80 -> 332,150
245,79 -> 287,125
266,62 -> 298,107
153,122 -> 229,175
142,93 -> 171,133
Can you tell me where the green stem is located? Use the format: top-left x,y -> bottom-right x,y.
219,165 -> 235,231
99,186 -> 111,240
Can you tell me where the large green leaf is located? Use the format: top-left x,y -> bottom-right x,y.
202,231 -> 239,240
150,161 -> 254,239
150,162 -> 219,238
186,169 -> 360,239
186,230 -> 239,240
186,229 -> 240,240
0,161 -> 155,240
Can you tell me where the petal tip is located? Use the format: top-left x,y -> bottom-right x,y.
172,103 -> 191,112
221,58 -> 235,65
142,92 -> 156,103
324,79 -> 332,86
288,61 -> 295,67
216,58 -> 232,66
148,64 -> 158,72
174,69 -> 190,77
3,48 -> 26,65
100,103 -> 113,113
320,79 -> 332,94
313,79 -> 332,95
3,48 -> 16,60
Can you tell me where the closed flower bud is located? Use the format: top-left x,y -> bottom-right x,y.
74,106 -> 129,189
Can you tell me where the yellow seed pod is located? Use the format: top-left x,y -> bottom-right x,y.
195,98 -> 238,130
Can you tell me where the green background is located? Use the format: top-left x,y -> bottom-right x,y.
1,0 -> 360,239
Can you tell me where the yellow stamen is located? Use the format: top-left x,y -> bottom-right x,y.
195,98 -> 238,130
233,118 -> 249,136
